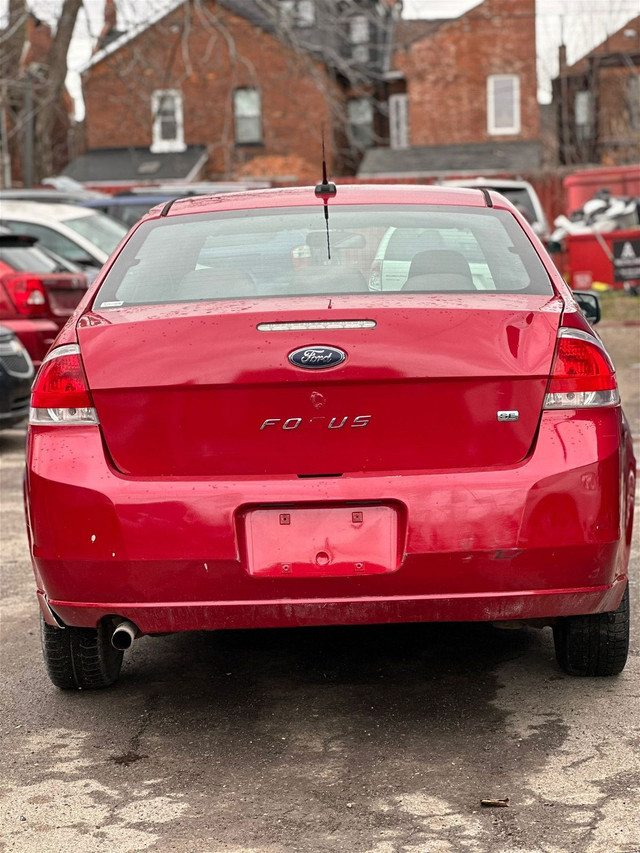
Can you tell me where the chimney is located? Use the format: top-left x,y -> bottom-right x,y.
558,43 -> 567,74
97,0 -> 117,48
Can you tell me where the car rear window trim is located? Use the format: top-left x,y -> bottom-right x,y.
95,204 -> 554,307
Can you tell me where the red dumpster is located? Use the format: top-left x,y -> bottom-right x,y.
566,228 -> 640,291
565,167 -> 640,214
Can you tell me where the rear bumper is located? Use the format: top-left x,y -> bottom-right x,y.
40,580 -> 627,633
26,409 -> 635,632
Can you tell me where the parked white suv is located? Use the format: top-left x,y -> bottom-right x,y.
439,178 -> 550,239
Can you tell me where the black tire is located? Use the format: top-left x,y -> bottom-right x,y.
40,614 -> 123,690
553,585 -> 630,677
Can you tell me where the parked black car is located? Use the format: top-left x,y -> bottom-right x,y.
0,325 -> 34,429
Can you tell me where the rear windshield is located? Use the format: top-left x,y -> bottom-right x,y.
95,204 -> 553,308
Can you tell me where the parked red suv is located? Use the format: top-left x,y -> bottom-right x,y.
0,232 -> 88,366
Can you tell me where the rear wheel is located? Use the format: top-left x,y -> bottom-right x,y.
40,614 -> 123,690
553,585 -> 630,676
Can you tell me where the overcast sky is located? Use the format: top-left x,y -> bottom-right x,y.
5,0 -> 640,118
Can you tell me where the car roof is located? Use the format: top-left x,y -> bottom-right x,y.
441,178 -> 534,189
0,189 -> 105,202
0,200 -> 98,222
153,183 -> 495,220
82,194 -> 176,207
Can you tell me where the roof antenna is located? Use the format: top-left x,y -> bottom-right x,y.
315,130 -> 337,260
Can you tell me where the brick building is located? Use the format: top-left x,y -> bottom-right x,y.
65,0 -> 399,185
359,0 -> 541,178
552,16 -> 640,167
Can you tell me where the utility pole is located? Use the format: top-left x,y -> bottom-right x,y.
0,81 -> 11,188
558,16 -> 572,165
23,71 -> 34,187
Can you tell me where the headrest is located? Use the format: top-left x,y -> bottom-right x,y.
407,250 -> 472,280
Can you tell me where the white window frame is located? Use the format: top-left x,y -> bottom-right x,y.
350,15 -> 369,44
296,0 -> 315,26
574,91 -> 590,127
234,87 -> 262,145
279,0 -> 315,27
627,76 -> 640,130
487,75 -> 521,136
150,90 -> 186,154
279,0 -> 295,24
348,97 -> 374,150
389,93 -> 409,150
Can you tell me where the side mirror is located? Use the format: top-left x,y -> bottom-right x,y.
573,291 -> 601,325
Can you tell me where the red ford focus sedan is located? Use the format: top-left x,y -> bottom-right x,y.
24,184 -> 635,689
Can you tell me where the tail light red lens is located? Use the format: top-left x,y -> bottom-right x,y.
2,274 -> 48,316
545,329 -> 619,410
30,345 -> 98,424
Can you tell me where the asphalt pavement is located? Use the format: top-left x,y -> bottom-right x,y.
1,316 -> 639,853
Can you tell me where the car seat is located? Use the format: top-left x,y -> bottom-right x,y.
402,249 -> 476,291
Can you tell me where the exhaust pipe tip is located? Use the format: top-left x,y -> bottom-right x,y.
111,620 -> 138,651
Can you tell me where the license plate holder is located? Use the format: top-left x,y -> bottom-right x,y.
242,505 -> 399,578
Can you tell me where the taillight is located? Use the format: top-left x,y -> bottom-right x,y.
29,344 -> 99,425
2,274 -> 48,316
544,329 -> 619,410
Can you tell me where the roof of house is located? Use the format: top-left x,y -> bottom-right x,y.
563,14 -> 640,74
84,0 -> 394,75
84,0 -> 183,70
393,18 -> 453,52
62,146 -> 208,183
357,141 -> 542,178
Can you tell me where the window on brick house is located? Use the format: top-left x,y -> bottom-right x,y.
487,75 -> 520,135
151,90 -> 186,154
574,90 -> 591,140
628,76 -> 640,130
348,98 -> 374,149
389,93 -> 409,149
234,88 -> 262,144
350,15 -> 370,63
279,0 -> 315,27
297,1 -> 315,26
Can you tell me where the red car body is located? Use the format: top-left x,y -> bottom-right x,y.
24,185 -> 635,685
0,234 -> 88,366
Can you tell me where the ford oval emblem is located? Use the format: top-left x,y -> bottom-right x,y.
288,346 -> 347,370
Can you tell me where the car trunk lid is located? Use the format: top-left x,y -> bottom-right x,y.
77,293 -> 562,477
